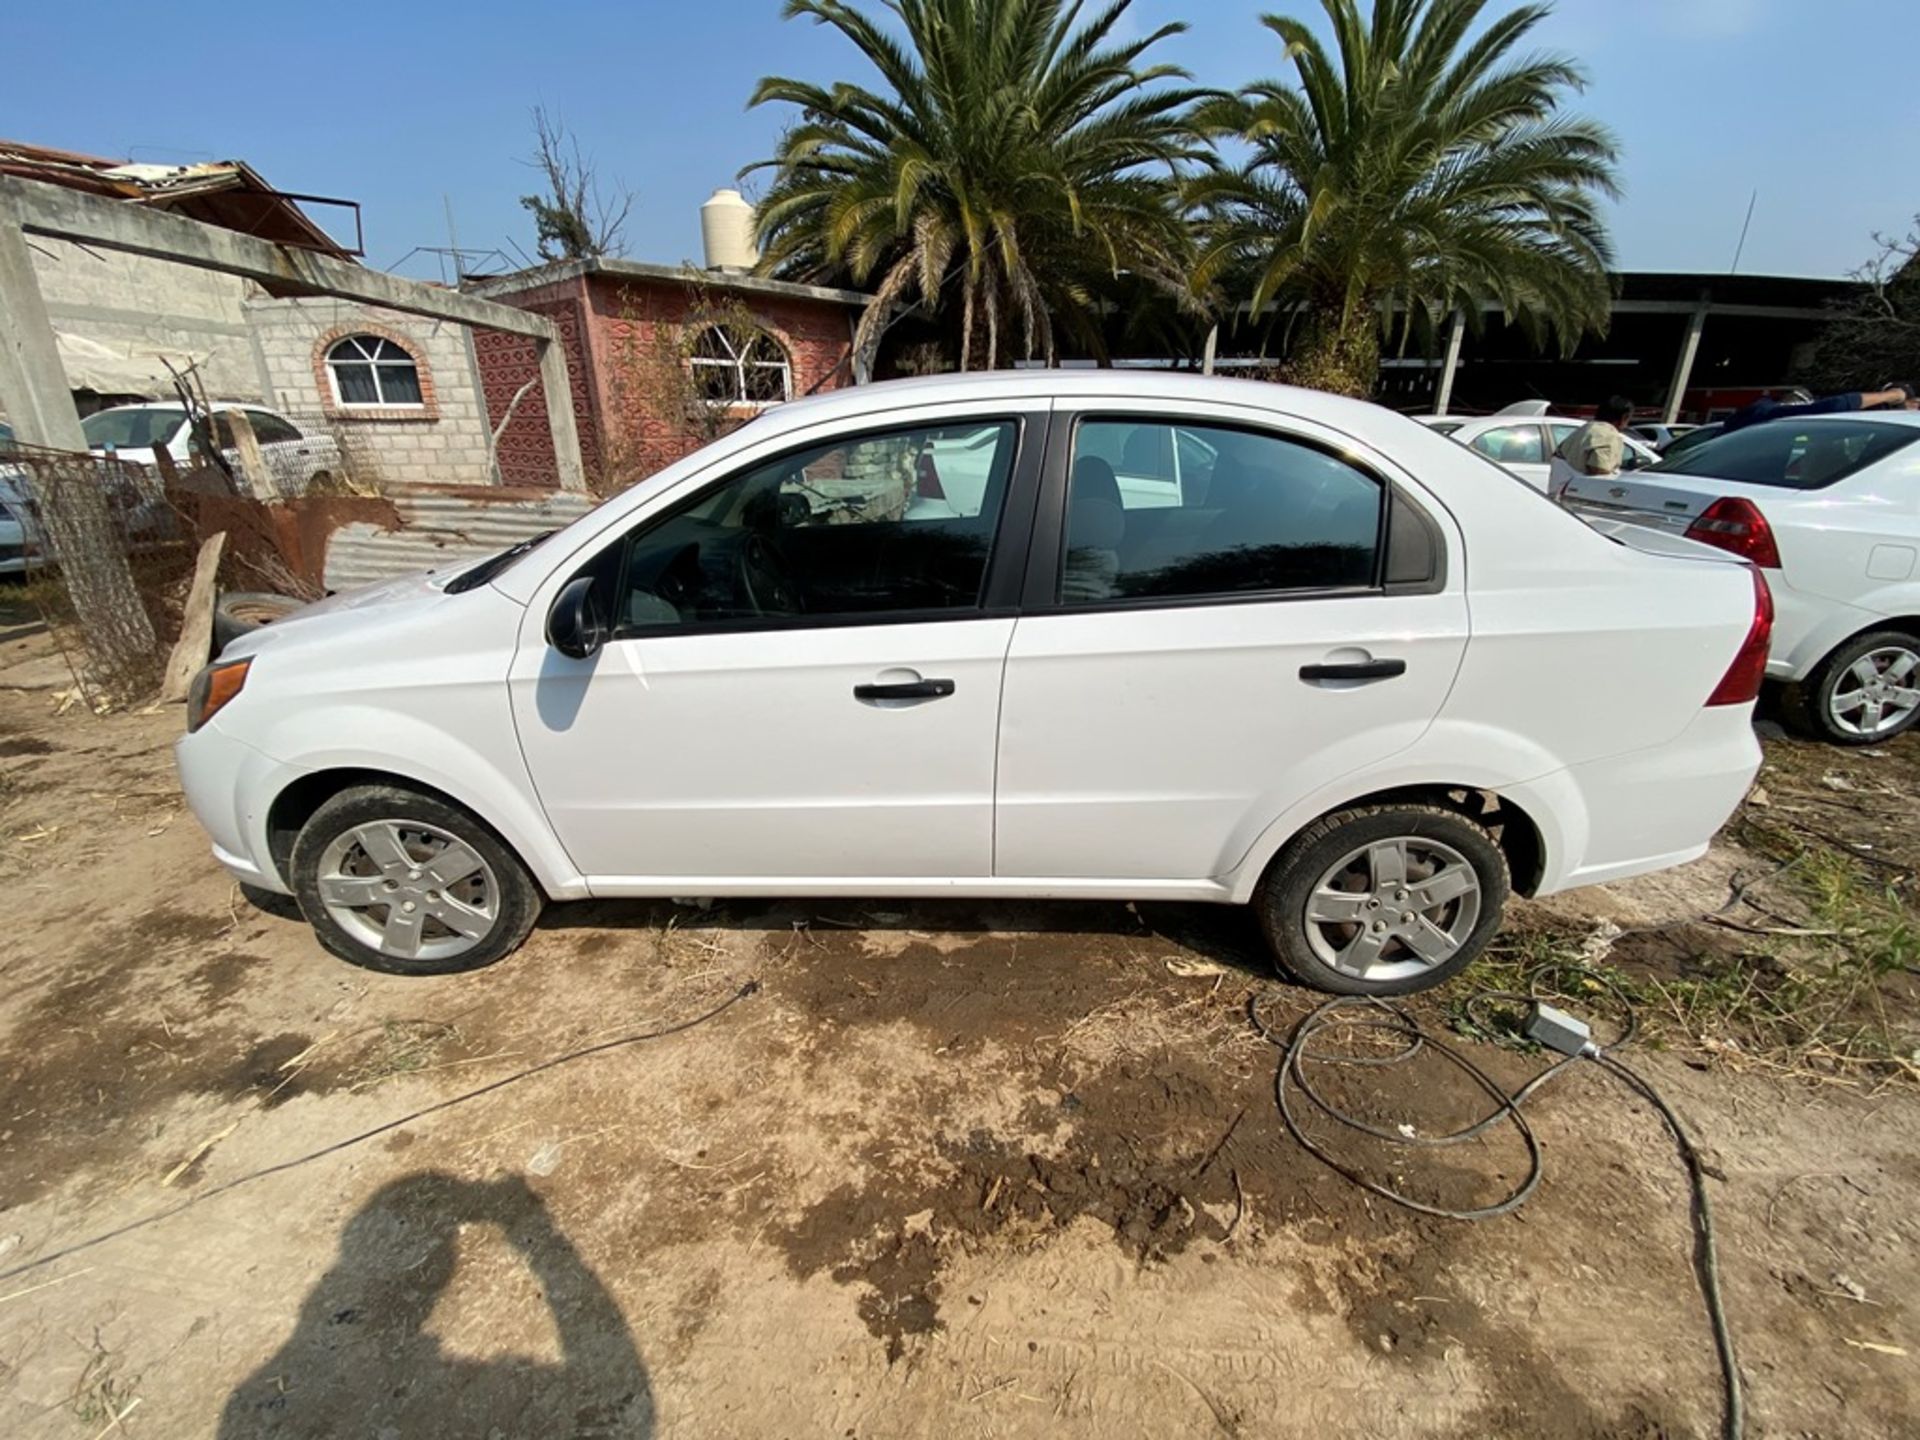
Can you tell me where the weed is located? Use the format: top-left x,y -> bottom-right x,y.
347,1019 -> 462,1090
68,1330 -> 138,1427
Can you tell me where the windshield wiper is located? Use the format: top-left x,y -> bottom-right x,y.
444,530 -> 555,594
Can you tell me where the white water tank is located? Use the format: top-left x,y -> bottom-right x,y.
700,188 -> 758,271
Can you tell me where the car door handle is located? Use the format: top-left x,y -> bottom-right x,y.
854,678 -> 955,701
1299,659 -> 1406,683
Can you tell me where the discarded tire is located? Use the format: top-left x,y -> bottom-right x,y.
213,591 -> 305,651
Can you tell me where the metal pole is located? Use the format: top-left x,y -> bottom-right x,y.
1434,310 -> 1464,416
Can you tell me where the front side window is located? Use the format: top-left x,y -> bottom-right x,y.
688,324 -> 792,408
326,334 -> 424,407
1470,424 -> 1546,466
1060,419 -> 1382,605
1652,418 -> 1919,490
608,419 -> 1016,632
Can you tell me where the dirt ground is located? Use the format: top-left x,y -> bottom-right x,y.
1,592 -> 1917,1439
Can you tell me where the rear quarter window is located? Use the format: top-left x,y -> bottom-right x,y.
1652,419 -> 1919,489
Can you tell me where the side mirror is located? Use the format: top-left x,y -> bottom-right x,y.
546,575 -> 606,660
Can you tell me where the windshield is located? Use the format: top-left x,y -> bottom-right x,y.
82,408 -> 183,451
1651,418 -> 1919,489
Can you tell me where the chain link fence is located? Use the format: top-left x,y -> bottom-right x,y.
3,442 -> 194,708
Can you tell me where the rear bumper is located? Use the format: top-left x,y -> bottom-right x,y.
1526,705 -> 1760,896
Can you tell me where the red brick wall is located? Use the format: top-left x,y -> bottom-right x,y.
471,277 -> 602,490
584,277 -> 855,488
473,271 -> 856,491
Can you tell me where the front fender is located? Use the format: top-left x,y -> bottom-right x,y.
234,704 -> 589,900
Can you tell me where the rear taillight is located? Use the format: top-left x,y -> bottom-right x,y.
1706,566 -> 1774,707
1685,496 -> 1780,569
915,451 -> 946,501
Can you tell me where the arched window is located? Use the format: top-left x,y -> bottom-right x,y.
326,334 -> 424,407
687,324 -> 791,407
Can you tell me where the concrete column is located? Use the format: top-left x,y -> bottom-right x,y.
0,219 -> 86,450
1201,324 -> 1219,377
1434,310 -> 1465,416
1664,297 -> 1709,425
537,335 -> 587,493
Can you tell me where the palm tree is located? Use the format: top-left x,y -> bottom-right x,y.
748,0 -> 1205,373
1191,0 -> 1621,397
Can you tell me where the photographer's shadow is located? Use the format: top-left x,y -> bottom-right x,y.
220,1171 -> 652,1438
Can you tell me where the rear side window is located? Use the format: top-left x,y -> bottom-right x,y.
1061,419 -> 1382,605
1652,419 -> 1919,489
1469,424 -> 1545,466
248,412 -> 303,445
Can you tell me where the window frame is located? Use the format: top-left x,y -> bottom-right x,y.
1024,409 -> 1440,615
594,412 -> 1045,642
325,333 -> 426,410
685,324 -> 794,411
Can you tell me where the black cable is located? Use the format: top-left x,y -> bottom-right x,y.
1593,1053 -> 1744,1440
1252,972 -> 1742,1440
0,979 -> 760,1285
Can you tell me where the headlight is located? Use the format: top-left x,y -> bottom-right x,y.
186,658 -> 251,733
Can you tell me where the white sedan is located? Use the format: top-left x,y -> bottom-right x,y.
1561,412 -> 1920,744
82,402 -> 343,495
1418,412 -> 1660,491
176,373 -> 1765,996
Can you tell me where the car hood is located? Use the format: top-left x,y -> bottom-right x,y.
217,570 -> 450,661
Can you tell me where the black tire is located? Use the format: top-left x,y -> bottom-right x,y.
1256,804 -> 1510,997
1780,629 -> 1920,747
214,590 -> 305,651
289,784 -> 542,976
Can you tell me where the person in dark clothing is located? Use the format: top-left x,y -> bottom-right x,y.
1720,383 -> 1915,434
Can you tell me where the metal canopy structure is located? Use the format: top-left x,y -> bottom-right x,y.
0,173 -> 585,490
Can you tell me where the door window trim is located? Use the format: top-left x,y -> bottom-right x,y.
595,412 -> 1048,642
1025,409 -> 1437,615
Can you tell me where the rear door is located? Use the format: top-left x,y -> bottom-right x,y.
993,405 -> 1469,883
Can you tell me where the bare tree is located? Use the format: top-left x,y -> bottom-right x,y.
1800,220 -> 1920,393
518,107 -> 634,262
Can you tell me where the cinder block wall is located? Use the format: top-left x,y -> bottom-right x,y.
31,239 -> 265,401
244,297 -> 497,486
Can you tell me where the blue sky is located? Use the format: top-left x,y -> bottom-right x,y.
8,0 -> 1916,281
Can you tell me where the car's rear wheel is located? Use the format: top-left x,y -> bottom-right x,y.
1782,630 -> 1920,746
1257,804 -> 1510,996
289,784 -> 542,976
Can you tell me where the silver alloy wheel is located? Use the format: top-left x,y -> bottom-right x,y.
315,819 -> 499,962
1828,645 -> 1920,738
1303,836 -> 1483,983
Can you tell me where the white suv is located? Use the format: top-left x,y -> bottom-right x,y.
176,373 -> 1766,996
1561,413 -> 1920,744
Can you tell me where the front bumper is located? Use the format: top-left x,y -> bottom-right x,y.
175,721 -> 298,894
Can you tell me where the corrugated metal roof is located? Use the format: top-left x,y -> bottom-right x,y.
323,489 -> 593,592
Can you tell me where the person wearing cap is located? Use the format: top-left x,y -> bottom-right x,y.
1720,383 -> 1916,434
1554,395 -> 1632,476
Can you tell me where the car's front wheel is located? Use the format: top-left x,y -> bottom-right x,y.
1257,804 -> 1510,996
289,784 -> 542,975
1782,629 -> 1920,746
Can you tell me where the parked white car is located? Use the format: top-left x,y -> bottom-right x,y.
82,402 -> 343,495
0,472 -> 39,577
1417,413 -> 1659,491
1561,412 -> 1920,744
176,373 -> 1766,996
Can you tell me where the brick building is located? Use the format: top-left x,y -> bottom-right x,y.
466,257 -> 867,491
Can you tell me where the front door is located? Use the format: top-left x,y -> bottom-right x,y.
510,413 -> 1038,887
995,410 -> 1469,882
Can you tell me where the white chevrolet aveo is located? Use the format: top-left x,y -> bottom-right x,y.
177,373 -> 1769,996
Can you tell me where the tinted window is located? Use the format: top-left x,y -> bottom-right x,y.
611,420 -> 1015,631
1651,419 -> 1919,489
248,412 -> 303,445
81,408 -> 183,451
1426,419 -> 1464,436
1061,420 -> 1381,605
1470,424 -> 1546,466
